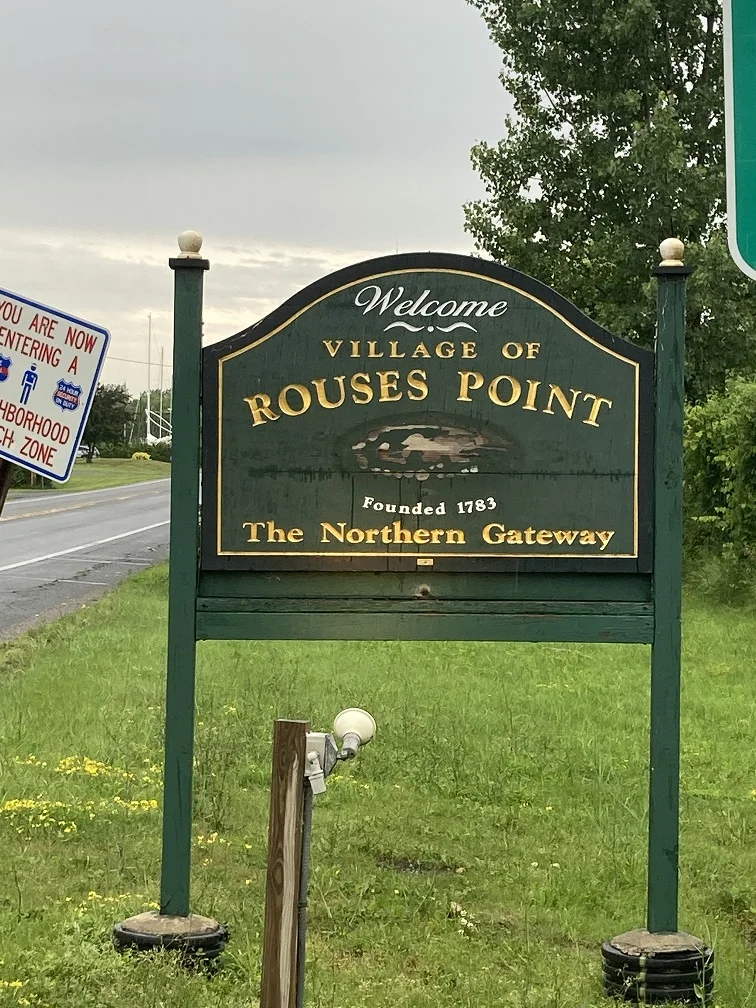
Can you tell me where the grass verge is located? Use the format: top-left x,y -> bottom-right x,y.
17,458 -> 171,494
0,570 -> 755,1006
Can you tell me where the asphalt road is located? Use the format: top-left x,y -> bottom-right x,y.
0,478 -> 170,638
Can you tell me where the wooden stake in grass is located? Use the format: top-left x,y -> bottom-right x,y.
261,719 -> 309,1008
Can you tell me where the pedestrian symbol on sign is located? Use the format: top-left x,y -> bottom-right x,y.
20,364 -> 38,404
0,354 -> 10,382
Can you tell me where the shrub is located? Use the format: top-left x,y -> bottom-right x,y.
96,442 -> 131,458
684,376 -> 756,592
10,466 -> 53,489
147,441 -> 171,463
129,441 -> 171,463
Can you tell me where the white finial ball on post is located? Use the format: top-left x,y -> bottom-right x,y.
177,230 -> 204,258
659,238 -> 685,266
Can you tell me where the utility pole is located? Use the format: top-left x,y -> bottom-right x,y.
146,314 -> 152,443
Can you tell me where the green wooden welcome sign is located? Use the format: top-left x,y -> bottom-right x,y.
202,256 -> 652,574
124,233 -> 708,998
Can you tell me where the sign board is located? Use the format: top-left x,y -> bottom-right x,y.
203,254 -> 652,573
0,286 -> 109,481
725,0 -> 756,279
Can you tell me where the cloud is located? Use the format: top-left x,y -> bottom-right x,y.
0,226 -> 397,392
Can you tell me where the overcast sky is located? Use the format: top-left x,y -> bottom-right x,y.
0,0 -> 509,393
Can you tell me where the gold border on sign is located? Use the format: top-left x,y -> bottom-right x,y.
215,268 -> 642,560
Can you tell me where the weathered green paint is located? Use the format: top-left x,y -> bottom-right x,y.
159,255 -> 209,917
156,242 -> 690,948
202,254 -> 653,574
197,571 -> 652,603
195,611 -> 654,644
196,598 -> 652,616
647,263 -> 693,934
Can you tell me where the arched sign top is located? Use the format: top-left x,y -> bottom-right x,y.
205,251 -> 652,368
202,251 -> 653,574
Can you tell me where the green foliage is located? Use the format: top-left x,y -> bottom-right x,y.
9,466 -> 53,489
96,442 -> 132,459
129,440 -> 171,463
684,376 -> 756,592
465,0 -> 756,401
83,385 -> 133,461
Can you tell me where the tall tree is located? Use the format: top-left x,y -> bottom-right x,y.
465,0 -> 756,402
82,384 -> 132,461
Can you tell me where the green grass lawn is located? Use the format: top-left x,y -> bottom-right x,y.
1,572 -> 755,1006
43,458 -> 170,493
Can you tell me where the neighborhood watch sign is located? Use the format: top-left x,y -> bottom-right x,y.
202,253 -> 653,574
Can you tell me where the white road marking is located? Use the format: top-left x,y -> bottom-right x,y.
58,579 -> 109,586
6,478 -> 170,506
0,521 -> 170,572
84,557 -> 154,564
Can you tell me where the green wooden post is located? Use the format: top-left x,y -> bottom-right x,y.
160,231 -> 209,916
647,239 -> 694,933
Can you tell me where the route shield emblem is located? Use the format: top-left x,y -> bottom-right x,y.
0,354 -> 10,382
53,379 -> 83,411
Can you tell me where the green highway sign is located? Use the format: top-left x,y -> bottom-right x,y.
725,0 -> 756,279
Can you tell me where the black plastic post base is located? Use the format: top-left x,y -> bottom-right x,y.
602,929 -> 713,1004
113,911 -> 229,966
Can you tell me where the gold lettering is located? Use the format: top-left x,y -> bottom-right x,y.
389,340 -> 405,358
391,519 -> 412,543
523,527 -> 536,544
446,529 -> 465,544
482,522 -> 505,544
429,528 -> 444,544
488,375 -> 521,407
323,340 -> 343,358
579,530 -> 597,545
461,341 -> 477,358
435,341 -> 454,358
553,530 -> 579,545
278,383 -> 312,417
321,521 -> 347,543
377,370 -> 402,402
243,521 -> 264,542
367,340 -> 384,358
346,528 -> 365,543
287,528 -> 304,543
265,520 -> 287,543
407,368 -> 429,401
526,342 -> 540,358
501,341 -> 523,360
543,384 -> 582,419
522,379 -> 540,411
411,342 -> 431,358
311,375 -> 346,409
582,393 -> 613,427
350,340 -> 360,357
350,372 -> 374,404
414,528 -> 430,544
597,530 -> 615,550
244,393 -> 279,427
457,371 -> 484,401
506,529 -> 523,544
536,530 -> 553,545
